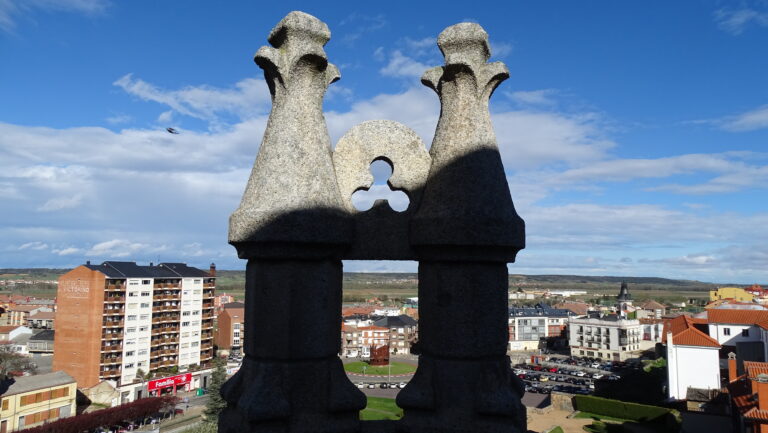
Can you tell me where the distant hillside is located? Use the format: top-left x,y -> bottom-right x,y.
0,268 -> 737,296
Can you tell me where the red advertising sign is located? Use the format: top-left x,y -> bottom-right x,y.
147,373 -> 192,391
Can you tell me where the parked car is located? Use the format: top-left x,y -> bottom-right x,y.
367,383 -> 375,389
357,382 -> 365,388
399,382 -> 407,388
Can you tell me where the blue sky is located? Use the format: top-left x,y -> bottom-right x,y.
2,1 -> 768,284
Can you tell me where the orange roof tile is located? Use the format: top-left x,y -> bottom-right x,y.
664,315 -> 720,348
708,308 -> 768,325
745,361 -> 768,379
744,408 -> 768,421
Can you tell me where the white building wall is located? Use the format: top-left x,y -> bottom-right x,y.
667,340 -> 721,400
179,277 -> 203,369
121,278 -> 154,384
709,323 -> 761,346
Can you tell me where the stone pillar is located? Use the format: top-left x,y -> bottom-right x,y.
222,11 -> 365,433
400,22 -> 526,433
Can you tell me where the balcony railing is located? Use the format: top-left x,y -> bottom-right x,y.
105,284 -> 125,291
151,326 -> 180,336
103,320 -> 125,327
104,296 -> 126,303
101,344 -> 122,352
102,332 -> 124,339
101,356 -> 122,364
100,368 -> 120,377
151,337 -> 180,346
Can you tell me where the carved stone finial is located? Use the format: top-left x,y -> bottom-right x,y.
411,22 -> 525,262
228,11 -> 350,259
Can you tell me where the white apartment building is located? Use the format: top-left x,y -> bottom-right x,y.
568,316 -> 646,361
55,261 -> 215,398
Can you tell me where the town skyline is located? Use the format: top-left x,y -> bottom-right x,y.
3,1 -> 768,283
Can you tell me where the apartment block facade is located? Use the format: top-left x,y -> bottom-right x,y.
53,261 -> 215,389
568,316 -> 646,361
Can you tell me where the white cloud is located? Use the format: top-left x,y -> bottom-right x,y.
113,74 -> 272,126
0,0 -> 108,33
493,110 -> 614,169
37,193 -> 83,212
106,114 -> 132,125
87,239 -> 149,257
490,40 -> 513,58
18,241 -> 48,250
53,247 -> 81,256
506,89 -> 558,106
719,105 -> 768,131
379,50 -> 431,79
714,7 -> 768,35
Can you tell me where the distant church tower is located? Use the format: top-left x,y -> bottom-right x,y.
616,281 -> 633,313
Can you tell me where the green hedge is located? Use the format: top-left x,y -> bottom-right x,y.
573,395 -> 673,424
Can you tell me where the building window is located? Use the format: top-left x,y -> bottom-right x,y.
182,321 -> 190,327
724,328 -> 731,336
743,329 -> 750,337
139,326 -> 148,332
140,314 -> 149,320
129,292 -> 139,297
142,280 -> 151,285
126,327 -> 136,333
234,324 -> 241,330
140,303 -> 150,308
141,291 -> 150,297
194,279 -> 201,283
182,311 -> 191,316
127,315 -> 137,321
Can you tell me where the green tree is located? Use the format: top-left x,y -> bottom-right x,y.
203,358 -> 227,423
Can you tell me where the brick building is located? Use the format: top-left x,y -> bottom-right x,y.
215,302 -> 244,355
53,261 -> 215,389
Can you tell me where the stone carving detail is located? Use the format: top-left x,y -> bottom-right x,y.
333,120 -> 431,260
225,11 -> 526,433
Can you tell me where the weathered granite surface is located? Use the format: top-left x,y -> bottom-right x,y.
333,120 -> 430,260
225,11 -> 526,433
228,11 -> 351,260
411,22 -> 525,263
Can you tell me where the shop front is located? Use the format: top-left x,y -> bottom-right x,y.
148,373 -> 192,396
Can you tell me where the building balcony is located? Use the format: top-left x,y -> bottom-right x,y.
100,368 -> 121,377
152,305 -> 179,313
104,295 -> 126,303
105,284 -> 125,292
203,282 -> 215,289
152,316 -> 180,324
103,308 -> 125,315
101,356 -> 122,364
102,332 -> 124,339
101,344 -> 122,352
201,342 -> 213,350
151,337 -> 179,346
202,312 -> 214,319
102,320 -> 124,328
153,283 -> 181,290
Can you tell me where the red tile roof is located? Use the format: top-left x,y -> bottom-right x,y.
708,309 -> 768,325
664,315 -> 720,348
745,361 -> 768,379
744,408 -> 768,421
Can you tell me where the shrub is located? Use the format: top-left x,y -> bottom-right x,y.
23,395 -> 178,433
573,395 -> 679,432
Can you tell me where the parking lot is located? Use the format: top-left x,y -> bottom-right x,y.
513,355 -> 630,397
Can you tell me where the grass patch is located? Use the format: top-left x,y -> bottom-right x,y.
360,397 -> 403,421
574,411 -> 631,423
547,427 -> 565,433
344,361 -> 416,375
